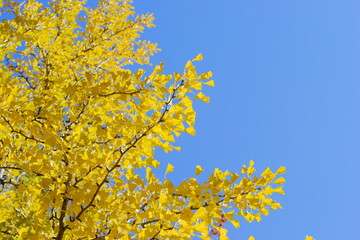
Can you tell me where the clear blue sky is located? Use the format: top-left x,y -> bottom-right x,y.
132,0 -> 360,239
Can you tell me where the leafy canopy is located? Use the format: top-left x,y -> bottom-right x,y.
0,0 -> 313,239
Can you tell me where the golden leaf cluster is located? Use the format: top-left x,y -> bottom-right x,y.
0,1 -> 304,239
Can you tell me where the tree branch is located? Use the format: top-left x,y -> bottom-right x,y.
98,88 -> 141,97
73,80 -> 185,222
1,115 -> 45,144
54,174 -> 72,240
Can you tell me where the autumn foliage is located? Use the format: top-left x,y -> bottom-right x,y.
0,1 -> 313,239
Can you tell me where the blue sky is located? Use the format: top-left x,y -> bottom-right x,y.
132,0 -> 360,239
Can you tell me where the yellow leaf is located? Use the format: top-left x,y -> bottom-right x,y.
229,219 -> 240,229
249,160 -> 255,167
174,72 -> 182,81
165,163 -> 174,174
273,177 -> 286,184
273,186 -> 285,195
248,236 -> 255,240
199,71 -> 213,79
247,166 -> 255,176
146,167 -> 153,181
185,126 -> 196,136
193,53 -> 203,61
191,81 -> 203,90
192,221 -> 208,233
180,208 -> 193,222
159,194 -> 168,204
305,236 -> 315,240
194,92 -> 210,103
193,207 -> 208,220
19,227 -> 27,236
185,61 -> 193,70
203,80 -> 215,87
219,231 -> 230,240
195,165 -> 204,176
276,166 -> 286,174
261,167 -> 273,177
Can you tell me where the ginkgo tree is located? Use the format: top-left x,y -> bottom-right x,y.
0,0 -> 314,239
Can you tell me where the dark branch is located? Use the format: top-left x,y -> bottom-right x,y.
98,88 -> 141,97
1,115 -> 45,144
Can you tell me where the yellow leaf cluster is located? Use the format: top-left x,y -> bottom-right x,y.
0,1 -> 306,240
